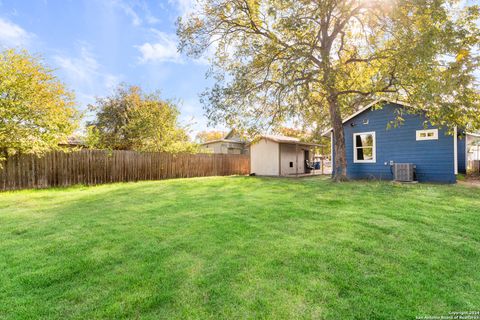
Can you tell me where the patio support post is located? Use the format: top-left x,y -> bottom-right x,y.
321,145 -> 324,174
295,144 -> 298,176
312,147 -> 315,174
278,143 -> 282,176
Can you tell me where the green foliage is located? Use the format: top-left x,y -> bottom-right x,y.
84,125 -> 101,150
384,2 -> 480,132
0,49 -> 79,163
1,177 -> 480,318
87,84 -> 199,153
274,126 -> 321,143
195,130 -> 226,143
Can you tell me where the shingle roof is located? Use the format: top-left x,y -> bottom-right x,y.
261,135 -> 300,143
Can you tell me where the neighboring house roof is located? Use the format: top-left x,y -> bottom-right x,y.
249,135 -> 324,147
59,136 -> 86,147
225,129 -> 248,142
262,134 -> 300,143
201,139 -> 245,146
202,129 -> 325,147
224,129 -> 237,140
201,129 -> 248,146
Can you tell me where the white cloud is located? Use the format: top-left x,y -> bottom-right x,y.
136,30 -> 181,63
141,3 -> 160,25
107,0 -> 142,26
54,47 -> 100,86
169,0 -> 196,17
119,2 -> 141,26
104,74 -> 121,90
145,12 -> 160,25
0,18 -> 31,48
136,28 -> 210,65
178,98 -> 226,139
106,0 -> 163,26
53,45 -> 122,109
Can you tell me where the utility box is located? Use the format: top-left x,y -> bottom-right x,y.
393,163 -> 416,182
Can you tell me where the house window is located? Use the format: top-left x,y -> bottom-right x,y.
416,129 -> 438,141
353,132 -> 376,163
289,162 -> 293,168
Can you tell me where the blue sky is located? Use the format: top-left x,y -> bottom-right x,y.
0,0 -> 220,136
0,1 -> 478,138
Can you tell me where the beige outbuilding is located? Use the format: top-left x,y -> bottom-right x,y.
249,135 -> 324,176
200,130 -> 249,155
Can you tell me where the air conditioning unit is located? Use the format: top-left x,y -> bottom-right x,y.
393,163 -> 416,182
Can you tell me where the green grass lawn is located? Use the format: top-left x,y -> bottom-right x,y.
1,177 -> 480,319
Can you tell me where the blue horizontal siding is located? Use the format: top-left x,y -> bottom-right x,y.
458,135 -> 466,174
334,103 -> 456,183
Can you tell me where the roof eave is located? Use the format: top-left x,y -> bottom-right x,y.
248,136 -> 324,147
201,139 -> 246,145
321,98 -> 410,136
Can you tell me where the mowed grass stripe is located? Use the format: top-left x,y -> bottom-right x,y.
0,176 -> 479,319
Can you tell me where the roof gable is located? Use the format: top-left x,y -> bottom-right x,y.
322,98 -> 409,135
224,129 -> 247,142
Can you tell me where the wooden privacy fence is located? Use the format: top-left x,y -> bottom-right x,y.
468,160 -> 480,174
0,150 -> 250,191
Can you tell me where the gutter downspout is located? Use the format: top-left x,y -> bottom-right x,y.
454,126 -> 458,175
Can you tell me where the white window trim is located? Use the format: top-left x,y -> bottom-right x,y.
353,131 -> 376,163
416,129 -> 438,141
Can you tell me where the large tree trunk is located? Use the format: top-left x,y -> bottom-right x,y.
320,37 -> 347,181
328,96 -> 347,181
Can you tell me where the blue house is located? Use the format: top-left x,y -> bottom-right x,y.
324,99 -> 474,184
